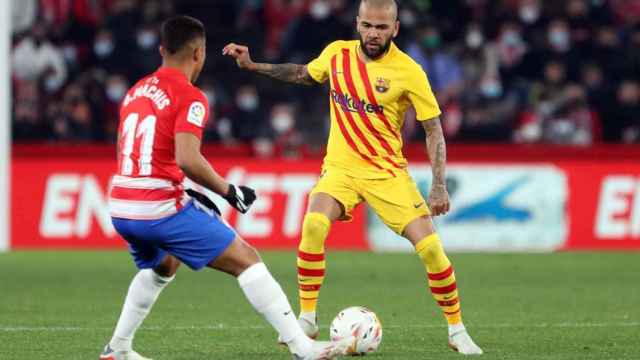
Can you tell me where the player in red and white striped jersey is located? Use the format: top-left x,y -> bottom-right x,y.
100,16 -> 350,360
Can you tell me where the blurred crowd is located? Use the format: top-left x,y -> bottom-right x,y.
11,0 -> 640,153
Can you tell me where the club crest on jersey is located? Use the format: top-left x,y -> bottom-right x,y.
187,101 -> 206,127
375,77 -> 390,93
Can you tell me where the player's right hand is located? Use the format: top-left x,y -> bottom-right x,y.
224,184 -> 257,214
222,43 -> 254,70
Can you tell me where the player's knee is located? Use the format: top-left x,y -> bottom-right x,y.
301,212 -> 331,241
415,234 -> 448,265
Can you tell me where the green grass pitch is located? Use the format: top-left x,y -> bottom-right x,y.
0,251 -> 638,359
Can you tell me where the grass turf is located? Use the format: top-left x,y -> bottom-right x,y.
0,251 -> 638,360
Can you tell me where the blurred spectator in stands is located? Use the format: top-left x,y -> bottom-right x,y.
522,18 -> 581,81
622,25 -> 640,81
495,20 -> 528,90
262,0 -> 307,60
270,102 -> 302,157
13,80 -> 48,140
91,28 -> 130,76
57,82 -> 96,140
12,24 -> 68,94
609,81 -> 640,143
281,0 -> 351,63
580,62 -> 611,125
131,24 -> 161,80
566,0 -> 593,57
454,71 -> 520,142
12,0 -> 37,35
592,25 -> 624,80
407,23 -> 463,105
103,74 -> 129,138
230,84 -> 269,142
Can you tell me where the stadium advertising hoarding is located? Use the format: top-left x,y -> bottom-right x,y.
10,154 -> 640,251
11,158 -> 367,250
368,165 -> 569,252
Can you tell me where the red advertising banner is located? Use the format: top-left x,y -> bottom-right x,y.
10,145 -> 640,251
11,157 -> 368,250
561,161 -> 640,250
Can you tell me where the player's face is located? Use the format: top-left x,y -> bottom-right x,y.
357,4 -> 399,59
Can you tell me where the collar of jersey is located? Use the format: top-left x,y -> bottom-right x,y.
355,41 -> 398,65
155,66 -> 190,83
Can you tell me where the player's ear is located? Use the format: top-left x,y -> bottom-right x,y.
393,20 -> 399,38
159,45 -> 166,58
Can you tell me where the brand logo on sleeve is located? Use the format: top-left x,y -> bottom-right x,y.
187,101 -> 206,127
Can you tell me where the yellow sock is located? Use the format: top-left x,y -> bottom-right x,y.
415,233 -> 462,325
297,212 -> 330,314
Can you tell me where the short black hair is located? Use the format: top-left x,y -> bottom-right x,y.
161,15 -> 205,55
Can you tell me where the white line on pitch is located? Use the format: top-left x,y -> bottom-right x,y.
0,322 -> 638,332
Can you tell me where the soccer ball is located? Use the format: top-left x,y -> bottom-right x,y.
329,306 -> 382,355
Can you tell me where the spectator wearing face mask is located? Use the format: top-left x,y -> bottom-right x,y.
102,74 -> 129,140
521,19 -> 581,81
492,21 -> 528,89
12,24 -> 68,95
91,29 -> 130,77
130,25 -> 162,81
407,23 -> 463,105
230,84 -> 269,142
604,81 -> 640,143
280,0 -> 351,63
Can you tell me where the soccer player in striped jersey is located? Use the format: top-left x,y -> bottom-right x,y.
224,0 -> 482,355
100,15 -> 350,360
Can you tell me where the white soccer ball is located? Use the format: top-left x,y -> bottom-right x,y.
329,306 -> 382,355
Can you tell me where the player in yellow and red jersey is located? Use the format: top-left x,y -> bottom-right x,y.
224,0 -> 483,355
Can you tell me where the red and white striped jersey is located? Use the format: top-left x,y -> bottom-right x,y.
109,67 -> 210,220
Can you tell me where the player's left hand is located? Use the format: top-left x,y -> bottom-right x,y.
224,184 -> 257,214
428,184 -> 450,216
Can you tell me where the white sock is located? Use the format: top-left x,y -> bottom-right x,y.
448,322 -> 466,336
238,263 -> 312,355
299,311 -> 316,324
109,269 -> 174,351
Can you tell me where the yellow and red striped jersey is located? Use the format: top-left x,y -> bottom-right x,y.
307,40 -> 441,179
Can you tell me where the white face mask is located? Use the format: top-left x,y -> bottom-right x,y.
107,83 -> 128,102
63,45 -> 77,64
271,114 -> 294,133
519,5 -> 540,24
310,1 -> 331,20
480,79 -> 503,98
94,40 -> 114,58
466,31 -> 484,49
204,90 -> 216,105
44,75 -> 64,93
237,94 -> 259,111
137,31 -> 158,50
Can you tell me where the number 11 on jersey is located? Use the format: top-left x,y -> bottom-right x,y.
120,112 -> 157,176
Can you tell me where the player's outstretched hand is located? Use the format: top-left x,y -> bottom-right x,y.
428,184 -> 450,217
222,43 -> 255,70
224,184 -> 257,214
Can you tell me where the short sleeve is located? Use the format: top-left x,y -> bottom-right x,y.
174,89 -> 210,139
408,66 -> 442,121
307,41 -> 342,84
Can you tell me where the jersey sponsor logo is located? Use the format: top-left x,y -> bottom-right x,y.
187,101 -> 206,127
375,77 -> 390,93
330,90 -> 384,115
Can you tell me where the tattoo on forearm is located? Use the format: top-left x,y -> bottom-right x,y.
253,63 -> 316,86
424,119 -> 447,187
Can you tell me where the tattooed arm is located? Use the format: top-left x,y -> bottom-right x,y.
422,118 -> 450,216
223,43 -> 316,86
